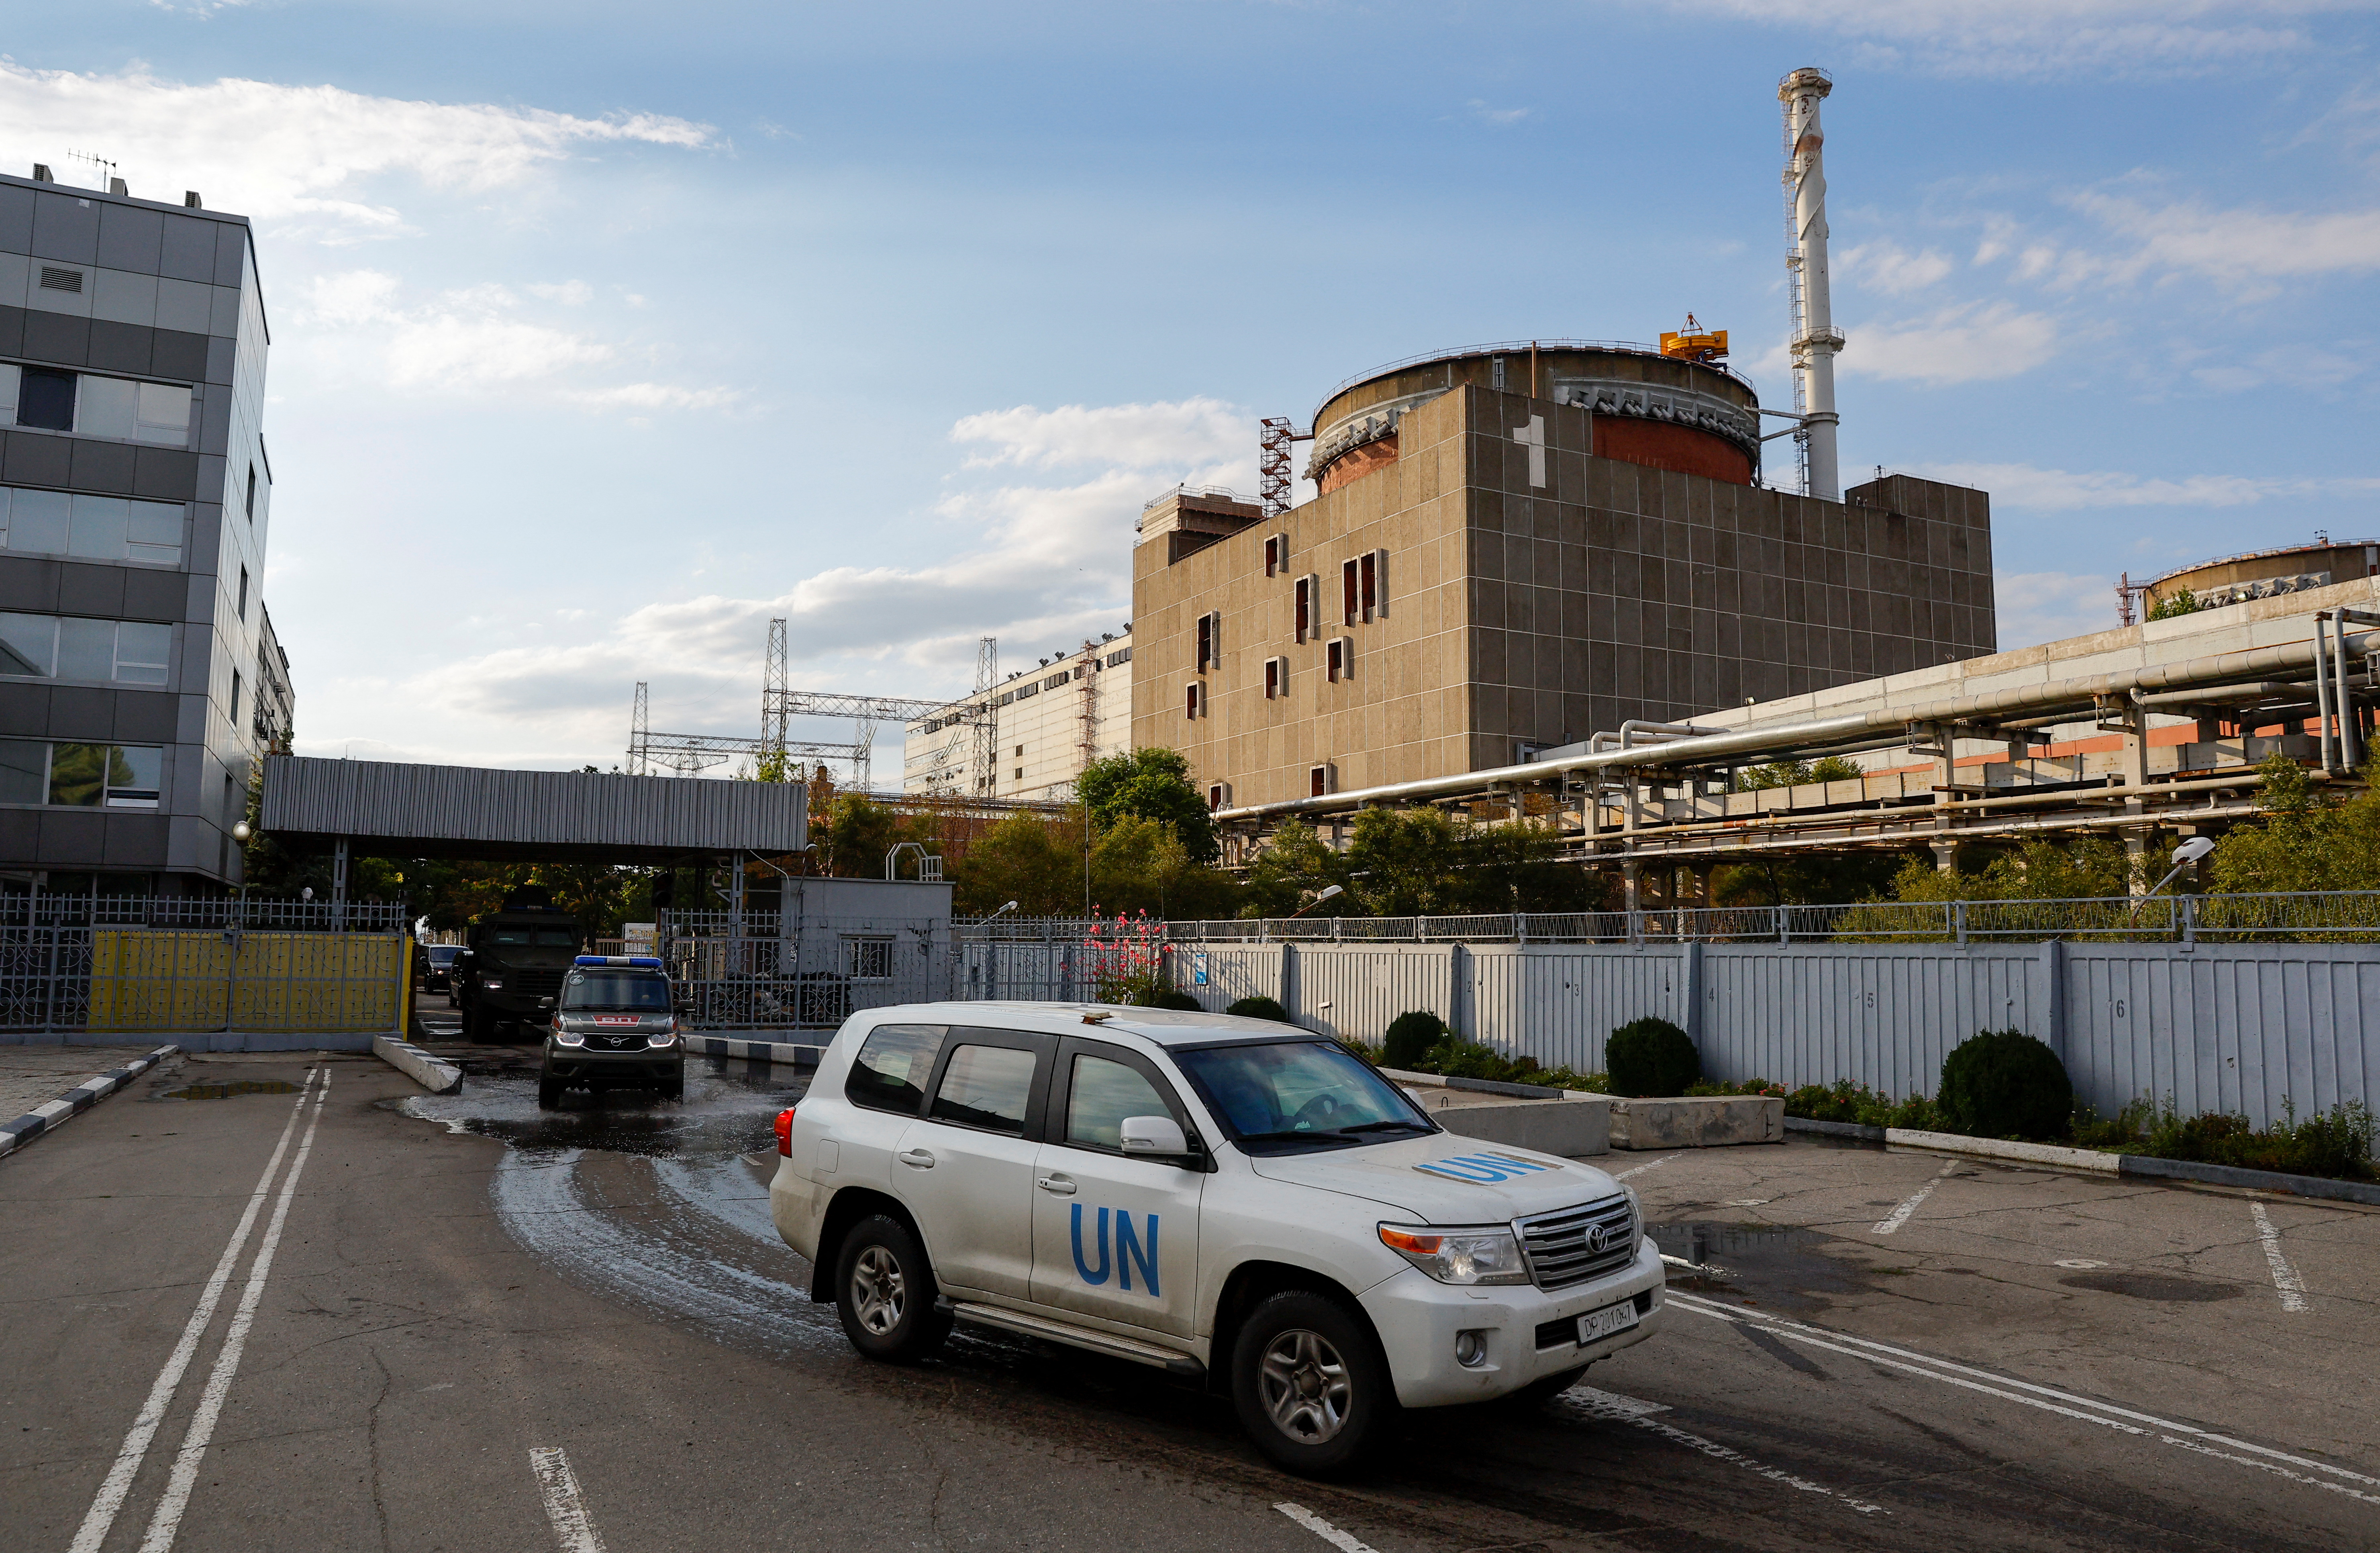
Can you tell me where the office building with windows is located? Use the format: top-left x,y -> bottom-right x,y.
1133,345 -> 1994,811
902,633 -> 1133,801
0,169 -> 284,895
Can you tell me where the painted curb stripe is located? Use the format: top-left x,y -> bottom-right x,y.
0,1046 -> 176,1159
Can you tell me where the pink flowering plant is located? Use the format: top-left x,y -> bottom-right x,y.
1085,910 -> 1169,1004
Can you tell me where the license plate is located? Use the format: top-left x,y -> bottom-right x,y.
1576,1301 -> 1640,1345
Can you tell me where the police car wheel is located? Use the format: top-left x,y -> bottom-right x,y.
835,1215 -> 950,1363
536,1076 -> 563,1109
1232,1291 -> 1390,1474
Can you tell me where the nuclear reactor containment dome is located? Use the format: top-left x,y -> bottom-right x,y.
1306,342 -> 1761,496
2146,539 -> 2380,615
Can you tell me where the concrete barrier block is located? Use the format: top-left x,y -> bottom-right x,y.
1429,1095 -> 1610,1157
373,1036 -> 464,1095
1608,1095 -> 1784,1149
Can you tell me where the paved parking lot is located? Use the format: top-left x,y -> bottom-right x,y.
2,1045 -> 2372,1551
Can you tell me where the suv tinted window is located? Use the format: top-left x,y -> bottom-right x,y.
929,1045 -> 1036,1134
845,1024 -> 946,1115
1065,1054 -> 1170,1150
534,929 -> 576,947
561,971 -> 669,1010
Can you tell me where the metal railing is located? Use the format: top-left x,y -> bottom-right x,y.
0,893 -> 410,1034
1159,891 -> 2380,946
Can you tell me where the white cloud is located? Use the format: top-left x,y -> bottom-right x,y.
950,398 -> 1250,473
1909,461 -> 2380,509
528,280 -> 596,305
375,400 -> 1255,746
1838,300 -> 2062,383
563,382 -> 741,411
1645,0 -> 2331,78
2069,192 -> 2380,286
1836,239 -> 1954,296
1466,100 -> 1533,126
1994,570 -> 2121,650
0,62 -> 714,238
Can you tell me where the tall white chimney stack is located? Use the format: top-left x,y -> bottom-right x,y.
1780,67 -> 1844,502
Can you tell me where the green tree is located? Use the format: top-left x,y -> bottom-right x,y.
1736,755 -> 1862,791
2209,754 -> 2380,893
1079,748 -> 1218,864
816,794 -> 930,878
2146,588 -> 2200,621
951,810 -> 1082,915
1240,821 -> 1351,917
1886,835 -> 2139,903
1711,851 -> 1913,908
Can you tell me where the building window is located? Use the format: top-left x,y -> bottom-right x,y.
0,487 -> 184,566
230,670 -> 243,723
245,463 -> 257,519
844,936 -> 893,980
1366,548 -> 1386,619
1343,553 -> 1382,625
1263,656 -> 1285,700
1104,646 -> 1131,667
1309,764 -> 1335,797
1326,637 -> 1353,683
0,613 -> 171,685
1015,681 -> 1037,700
237,566 -> 249,622
1263,533 -> 1288,578
0,365 -> 190,445
1014,744 -> 1024,757
0,739 -> 163,809
1342,558 -> 1358,626
1185,682 -> 1204,719
1294,575 -> 1315,644
1014,767 -> 1023,781
1194,610 -> 1221,670
1208,782 -> 1231,811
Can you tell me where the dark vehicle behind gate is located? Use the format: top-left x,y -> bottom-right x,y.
454,895 -> 582,1040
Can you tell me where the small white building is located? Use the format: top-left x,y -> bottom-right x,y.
902,633 -> 1133,800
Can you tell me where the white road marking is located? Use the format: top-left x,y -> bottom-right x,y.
136,1072 -> 331,1553
2055,1259 -> 2108,1269
1593,1400 -> 1890,1514
1613,1154 -> 1678,1181
1274,1501 -> 1378,1552
1724,1198 -> 1771,1206
1560,1384 -> 1671,1418
67,1069 -> 319,1553
2249,1199 -> 2309,1313
1872,1160 -> 1956,1235
1665,1290 -> 2380,1505
531,1446 -> 610,1553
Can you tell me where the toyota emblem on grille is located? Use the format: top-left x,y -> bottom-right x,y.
1584,1222 -> 1619,1253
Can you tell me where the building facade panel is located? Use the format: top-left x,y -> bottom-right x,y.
1135,380 -> 1996,811
0,171 -> 285,897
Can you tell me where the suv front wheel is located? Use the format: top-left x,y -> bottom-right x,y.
1230,1290 -> 1393,1474
834,1214 -> 951,1363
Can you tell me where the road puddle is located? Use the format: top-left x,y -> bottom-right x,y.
396,1056 -> 810,1159
163,1079 -> 303,1101
1649,1220 -> 1862,1310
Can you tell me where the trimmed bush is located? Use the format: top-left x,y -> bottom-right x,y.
1382,1011 -> 1449,1069
1605,1017 -> 1699,1097
1225,995 -> 1292,1023
1937,1028 -> 2072,1140
1134,988 -> 1203,1011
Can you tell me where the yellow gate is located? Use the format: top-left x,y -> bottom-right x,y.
87,930 -> 406,1033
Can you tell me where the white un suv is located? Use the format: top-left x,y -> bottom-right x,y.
769,1003 -> 1666,1473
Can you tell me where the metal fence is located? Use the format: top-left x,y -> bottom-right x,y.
1158,891 -> 2380,946
0,894 -> 412,1038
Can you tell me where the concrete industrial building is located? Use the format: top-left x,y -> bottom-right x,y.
2138,538 -> 2379,617
1132,343 -> 1995,812
0,169 -> 281,897
902,630 -> 1133,800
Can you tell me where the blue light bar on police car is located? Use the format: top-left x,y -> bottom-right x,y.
573,955 -> 665,968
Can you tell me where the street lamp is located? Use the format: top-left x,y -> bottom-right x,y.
2145,836 -> 2216,898
1287,884 -> 1345,919
985,900 -> 1021,922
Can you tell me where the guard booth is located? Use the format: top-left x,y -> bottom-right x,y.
259,755 -> 951,1037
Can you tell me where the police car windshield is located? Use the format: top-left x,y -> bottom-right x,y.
559,971 -> 670,1011
1173,1041 -> 1435,1155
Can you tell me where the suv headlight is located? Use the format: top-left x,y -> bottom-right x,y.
1378,1223 -> 1531,1285
481,979 -> 503,990
647,1024 -> 678,1048
553,1030 -> 584,1048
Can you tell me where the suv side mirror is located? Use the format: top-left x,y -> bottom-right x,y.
1119,1115 -> 1188,1155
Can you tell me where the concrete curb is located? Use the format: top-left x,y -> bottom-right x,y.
2114,1152 -> 2380,1206
371,1036 -> 464,1095
1784,1116 -> 1887,1142
0,1044 -> 178,1159
1377,1066 -> 1602,1101
1885,1127 -> 2122,1174
686,1034 -> 825,1068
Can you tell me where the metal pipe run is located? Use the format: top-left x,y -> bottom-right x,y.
2315,615 -> 2339,774
2132,680 -> 2314,711
1215,627 -> 2373,825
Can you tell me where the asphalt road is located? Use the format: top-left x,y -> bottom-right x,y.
4,1044 -> 2374,1553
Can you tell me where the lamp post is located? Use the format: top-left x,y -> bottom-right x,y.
1287,884 -> 1345,920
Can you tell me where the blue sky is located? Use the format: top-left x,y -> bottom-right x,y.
3,1 -> 2376,770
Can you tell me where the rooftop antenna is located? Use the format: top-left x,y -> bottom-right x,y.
1780,68 -> 1845,502
63,148 -> 118,191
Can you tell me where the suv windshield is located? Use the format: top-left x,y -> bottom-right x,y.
560,971 -> 670,1011
1173,1041 -> 1436,1155
487,927 -> 577,947
426,946 -> 460,965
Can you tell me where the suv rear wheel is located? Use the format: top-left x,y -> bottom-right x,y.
834,1214 -> 951,1363
1230,1290 -> 1392,1474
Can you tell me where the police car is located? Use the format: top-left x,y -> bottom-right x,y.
538,955 -> 684,1107
769,1003 -> 1666,1473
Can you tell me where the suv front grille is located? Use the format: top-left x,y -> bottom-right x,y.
1516,1195 -> 1638,1291
509,969 -> 565,999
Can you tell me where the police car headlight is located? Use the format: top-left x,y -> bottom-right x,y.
647,1026 -> 678,1048
553,1030 -> 585,1048
1378,1223 -> 1531,1285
